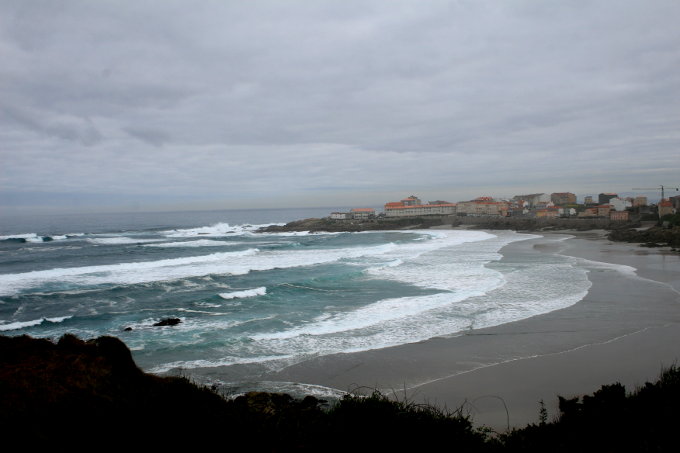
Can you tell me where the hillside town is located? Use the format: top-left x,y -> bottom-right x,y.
330,192 -> 680,222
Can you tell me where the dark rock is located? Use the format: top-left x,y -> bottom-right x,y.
153,317 -> 181,327
258,216 -> 448,233
1,237 -> 27,243
123,327 -> 133,331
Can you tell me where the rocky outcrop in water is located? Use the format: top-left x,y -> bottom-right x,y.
153,317 -> 182,326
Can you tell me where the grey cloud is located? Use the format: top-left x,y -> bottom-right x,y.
125,127 -> 170,147
1,105 -> 102,146
1,1 -> 679,213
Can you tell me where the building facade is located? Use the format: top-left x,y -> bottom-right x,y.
609,197 -> 632,212
350,208 -> 376,219
513,193 -> 550,207
598,193 -> 618,205
633,196 -> 648,207
457,197 -> 508,216
550,192 -> 577,206
610,211 -> 630,221
384,198 -> 457,217
659,199 -> 675,217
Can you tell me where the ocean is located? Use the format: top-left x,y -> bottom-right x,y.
0,208 -> 592,397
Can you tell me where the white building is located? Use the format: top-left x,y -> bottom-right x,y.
350,208 -> 376,219
609,197 -> 632,212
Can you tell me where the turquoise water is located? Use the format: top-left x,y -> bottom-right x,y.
0,208 -> 592,385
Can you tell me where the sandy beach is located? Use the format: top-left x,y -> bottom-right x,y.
261,230 -> 680,430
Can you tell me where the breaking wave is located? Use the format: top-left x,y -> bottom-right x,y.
219,287 -> 267,300
0,315 -> 73,332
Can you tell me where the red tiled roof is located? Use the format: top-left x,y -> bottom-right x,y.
385,204 -> 456,210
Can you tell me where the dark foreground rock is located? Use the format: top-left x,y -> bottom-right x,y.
0,334 -> 230,447
3,334 -> 680,451
0,334 -> 483,451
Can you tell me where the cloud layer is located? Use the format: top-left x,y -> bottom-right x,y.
1,1 -> 679,212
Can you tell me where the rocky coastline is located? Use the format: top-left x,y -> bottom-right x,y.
260,215 -> 680,249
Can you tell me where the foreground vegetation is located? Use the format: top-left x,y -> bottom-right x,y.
2,334 -> 679,451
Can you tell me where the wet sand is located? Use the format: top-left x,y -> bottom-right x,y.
262,231 -> 680,430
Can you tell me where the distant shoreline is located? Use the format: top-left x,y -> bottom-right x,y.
258,214 -> 637,233
259,215 -> 680,249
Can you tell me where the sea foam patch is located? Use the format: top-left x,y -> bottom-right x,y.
219,287 -> 267,300
162,222 -> 281,238
87,237 -> 165,245
0,315 -> 72,332
144,239 -> 237,248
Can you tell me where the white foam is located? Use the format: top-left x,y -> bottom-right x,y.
0,315 -> 72,332
255,230 -> 342,237
195,302 -> 222,308
253,231 -> 512,341
133,230 -> 598,373
143,239 -> 238,248
0,319 -> 44,331
569,256 -> 639,278
149,354 -> 295,374
0,248 -> 258,296
87,237 -> 165,245
252,291 -> 478,341
0,242 -> 404,296
1,232 -> 84,242
162,222 -> 282,238
219,287 -> 267,300
45,315 -> 73,323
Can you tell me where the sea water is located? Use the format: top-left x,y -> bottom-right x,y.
0,208 -> 592,393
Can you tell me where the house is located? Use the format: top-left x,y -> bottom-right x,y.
535,207 -> 559,218
551,192 -> 576,206
457,197 -> 508,216
633,196 -> 648,207
610,211 -> 630,221
513,193 -> 550,207
609,197 -> 632,212
579,207 -> 598,217
598,193 -> 618,204
671,195 -> 680,211
350,208 -> 376,219
384,197 -> 457,217
658,199 -> 675,217
597,205 -> 611,217
329,212 -> 349,220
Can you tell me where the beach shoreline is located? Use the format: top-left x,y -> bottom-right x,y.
251,228 -> 680,430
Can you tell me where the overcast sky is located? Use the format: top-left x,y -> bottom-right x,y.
1,0 -> 679,214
